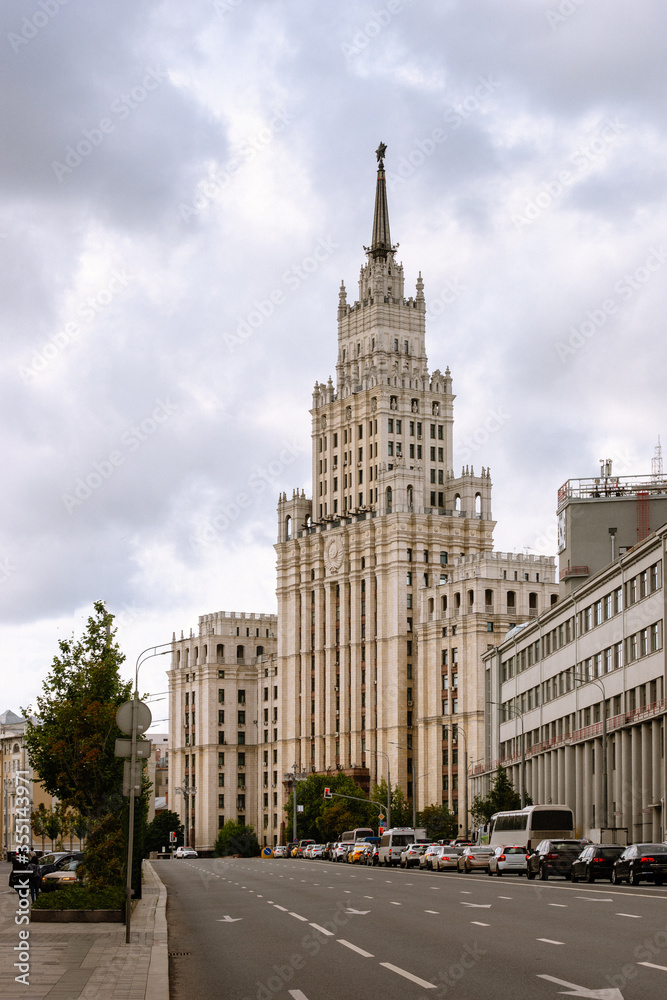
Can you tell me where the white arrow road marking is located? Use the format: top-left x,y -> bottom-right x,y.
461,902 -> 492,908
217,916 -> 242,922
345,908 -> 371,914
288,991 -> 310,999
537,973 -> 624,998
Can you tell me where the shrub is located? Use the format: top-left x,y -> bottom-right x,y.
32,885 -> 125,910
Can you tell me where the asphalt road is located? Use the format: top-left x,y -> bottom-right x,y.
157,856 -> 667,1000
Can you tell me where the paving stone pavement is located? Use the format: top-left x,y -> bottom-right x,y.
0,862 -> 168,1000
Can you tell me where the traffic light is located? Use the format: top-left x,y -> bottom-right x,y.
169,831 -> 177,843
323,787 -> 332,799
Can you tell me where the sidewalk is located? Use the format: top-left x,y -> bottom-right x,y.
0,862 -> 168,1000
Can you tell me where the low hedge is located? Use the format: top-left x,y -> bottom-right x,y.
32,885 -> 125,910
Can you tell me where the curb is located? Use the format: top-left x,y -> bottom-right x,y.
144,861 -> 169,1000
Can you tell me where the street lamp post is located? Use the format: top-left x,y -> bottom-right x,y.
125,644 -> 169,944
375,749 -> 391,830
490,700 -> 525,808
575,673 -> 608,831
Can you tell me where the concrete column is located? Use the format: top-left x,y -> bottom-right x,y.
631,727 -> 642,842
621,730 -> 632,838
550,750 -> 558,803
557,747 -> 565,804
537,752 -> 545,803
641,724 -> 652,841
578,744 -> 588,835
564,745 -> 575,817
652,719 -> 663,841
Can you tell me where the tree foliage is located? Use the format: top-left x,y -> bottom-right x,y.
214,820 -> 261,857
418,803 -> 458,841
144,810 -> 184,855
22,601 -> 132,818
369,779 -> 412,828
470,766 -> 532,826
284,772 -> 378,841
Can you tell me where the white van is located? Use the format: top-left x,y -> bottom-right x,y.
379,827 -> 416,867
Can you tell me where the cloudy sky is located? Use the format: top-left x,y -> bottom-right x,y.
2,0 -> 666,726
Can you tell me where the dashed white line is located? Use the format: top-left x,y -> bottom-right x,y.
549,904 -> 567,908
308,923 -> 334,936
289,912 -> 309,921
338,939 -> 374,958
380,962 -> 436,989
537,938 -> 564,945
425,910 -> 439,914
497,896 -> 513,900
390,901 -> 401,905
638,962 -> 667,971
471,921 -> 490,927
617,913 -> 641,918
274,905 -> 288,912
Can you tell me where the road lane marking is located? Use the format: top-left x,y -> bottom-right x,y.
390,901 -> 401,905
338,940 -> 374,958
537,939 -> 564,945
638,962 -> 667,971
363,895 -> 373,899
289,912 -> 309,921
274,905 -> 288,912
617,913 -> 641,918
549,904 -> 567,908
497,896 -> 513,899
288,991 -> 310,999
380,962 -> 436,989
309,923 -> 334,936
471,921 -> 490,927
576,896 -> 612,902
425,910 -> 439,914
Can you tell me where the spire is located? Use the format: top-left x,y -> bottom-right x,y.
368,142 -> 395,261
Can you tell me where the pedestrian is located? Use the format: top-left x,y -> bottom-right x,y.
28,852 -> 42,902
9,851 -> 32,900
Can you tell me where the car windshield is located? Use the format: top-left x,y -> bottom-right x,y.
551,841 -> 580,851
503,847 -> 526,855
637,845 -> 667,853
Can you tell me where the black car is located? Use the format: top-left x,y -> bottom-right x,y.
37,852 -> 84,878
611,843 -> 667,886
527,839 -> 582,880
570,845 -> 625,883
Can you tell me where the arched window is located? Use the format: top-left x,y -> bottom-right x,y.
468,589 -> 474,606
285,515 -> 292,541
428,597 -> 434,615
454,494 -> 461,512
236,645 -> 244,661
407,485 -> 414,511
177,650 -> 181,664
485,589 -> 493,607
256,645 -> 264,656
507,591 -> 516,609
194,646 -> 199,664
203,645 -> 207,660
529,592 -> 538,610
475,493 -> 482,516
455,592 -> 461,608
216,644 -> 224,661
386,487 -> 392,513
184,649 -> 189,666
441,595 -> 448,613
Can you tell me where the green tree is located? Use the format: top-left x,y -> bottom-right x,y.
418,803 -> 458,841
31,803 -> 47,853
284,773 -> 376,841
43,806 -> 62,849
214,820 -> 260,857
21,602 -> 135,890
470,766 -> 532,826
144,810 -> 184,855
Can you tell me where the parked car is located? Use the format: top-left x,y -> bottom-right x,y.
488,845 -> 530,877
37,852 -> 84,877
287,842 -> 298,857
332,841 -> 354,862
400,844 -> 427,868
611,844 -> 667,886
570,845 -> 625,883
436,848 -> 462,872
297,839 -> 316,857
419,845 -> 441,870
41,860 -> 82,891
174,847 -> 198,859
457,846 -> 494,873
310,845 -> 325,859
347,843 -> 371,864
273,845 -> 288,858
527,840 -> 582,880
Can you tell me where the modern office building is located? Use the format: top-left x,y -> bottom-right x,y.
473,474 -> 667,843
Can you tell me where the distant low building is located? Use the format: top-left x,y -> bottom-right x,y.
0,711 -> 56,857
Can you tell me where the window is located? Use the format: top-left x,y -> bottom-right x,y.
218,710 -> 225,724
238,732 -> 245,745
218,752 -> 225,766
238,690 -> 246,704
238,711 -> 246,725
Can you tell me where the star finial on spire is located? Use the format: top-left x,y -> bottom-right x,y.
375,141 -> 387,167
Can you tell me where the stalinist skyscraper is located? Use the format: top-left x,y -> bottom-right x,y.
276,144 -> 499,818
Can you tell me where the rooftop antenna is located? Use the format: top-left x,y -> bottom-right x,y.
651,435 -> 663,481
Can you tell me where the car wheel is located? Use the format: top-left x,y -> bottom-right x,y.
527,870 -> 535,880
586,869 -> 595,884
570,869 -> 577,883
631,870 -> 641,886
611,869 -> 620,885
540,864 -> 548,881
496,869 -> 502,877
655,877 -> 663,886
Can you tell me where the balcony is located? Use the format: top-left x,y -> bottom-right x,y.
559,565 -> 589,582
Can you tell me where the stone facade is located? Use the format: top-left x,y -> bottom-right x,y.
1,711 -> 57,857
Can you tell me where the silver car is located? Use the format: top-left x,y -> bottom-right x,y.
488,845 -> 530,876
457,846 -> 495,873
436,848 -> 461,872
